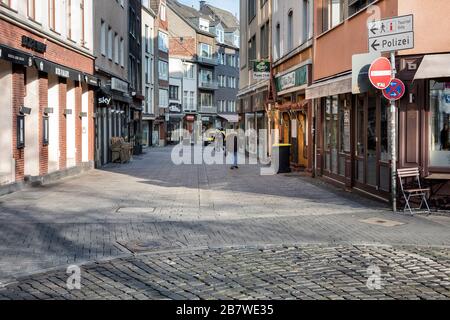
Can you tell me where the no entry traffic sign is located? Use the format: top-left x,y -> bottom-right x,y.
369,57 -> 392,89
383,78 -> 405,101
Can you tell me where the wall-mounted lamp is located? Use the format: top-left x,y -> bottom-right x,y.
79,112 -> 88,118
19,106 -> 32,115
44,108 -> 54,115
64,109 -> 72,116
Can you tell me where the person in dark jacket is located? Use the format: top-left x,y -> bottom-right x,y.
441,123 -> 449,150
230,133 -> 239,170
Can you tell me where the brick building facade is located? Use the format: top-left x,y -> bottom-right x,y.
0,1 -> 96,195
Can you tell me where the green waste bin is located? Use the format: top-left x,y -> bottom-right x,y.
273,144 -> 291,174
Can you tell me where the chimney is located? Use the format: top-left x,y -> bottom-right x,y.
200,1 -> 206,9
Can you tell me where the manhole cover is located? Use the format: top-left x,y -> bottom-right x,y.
116,207 -> 156,214
359,217 -> 405,227
117,240 -> 180,253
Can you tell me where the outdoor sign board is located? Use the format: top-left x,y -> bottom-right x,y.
253,60 -> 270,80
368,15 -> 414,53
368,57 -> 392,90
352,52 -> 381,94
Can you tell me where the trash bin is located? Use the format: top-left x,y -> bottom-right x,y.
272,144 -> 291,174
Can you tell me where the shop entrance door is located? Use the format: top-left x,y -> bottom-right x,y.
353,92 -> 391,196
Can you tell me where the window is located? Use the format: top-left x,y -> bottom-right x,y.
248,0 -> 257,23
100,20 -> 106,56
200,93 -> 213,107
200,69 -> 213,84
248,35 -> 256,68
159,89 -> 168,108
216,28 -> 224,43
199,43 -> 212,58
348,0 -> 376,16
120,38 -> 124,67
430,80 -> 450,167
158,60 -> 168,81
114,33 -> 119,64
169,86 -> 179,100
107,27 -> 113,60
260,21 -> 269,59
66,0 -> 72,39
302,0 -> 311,43
275,23 -> 281,59
48,0 -> 56,30
322,0 -> 347,33
160,3 -> 166,21
287,10 -> 293,51
158,31 -> 168,52
183,63 -> 194,79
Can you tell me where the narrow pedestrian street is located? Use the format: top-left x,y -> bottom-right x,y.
0,147 -> 449,300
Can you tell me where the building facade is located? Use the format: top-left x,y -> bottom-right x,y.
238,0 -> 271,157
306,0 -> 450,204
167,0 -> 218,143
0,0 -> 96,194
93,0 -> 131,167
200,2 -> 240,129
141,1 -> 156,147
272,0 -> 314,172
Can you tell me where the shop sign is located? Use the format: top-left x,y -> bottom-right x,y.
98,95 -> 112,106
275,65 -> 308,92
34,57 -> 82,81
253,60 -> 270,80
111,78 -> 129,93
21,35 -> 47,53
169,104 -> 182,113
0,44 -> 33,66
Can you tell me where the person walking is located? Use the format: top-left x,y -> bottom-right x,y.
231,133 -> 239,170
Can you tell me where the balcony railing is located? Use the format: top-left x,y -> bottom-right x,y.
198,80 -> 219,90
199,106 -> 217,114
197,55 -> 219,66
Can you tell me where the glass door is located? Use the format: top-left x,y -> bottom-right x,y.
353,92 -> 391,194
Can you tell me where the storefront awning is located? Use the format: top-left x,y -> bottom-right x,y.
414,54 -> 450,80
218,114 -> 239,123
0,44 -> 33,66
306,73 -> 352,100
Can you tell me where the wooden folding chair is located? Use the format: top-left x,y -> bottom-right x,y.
397,168 -> 431,215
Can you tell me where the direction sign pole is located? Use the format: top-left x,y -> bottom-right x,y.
390,51 -> 397,213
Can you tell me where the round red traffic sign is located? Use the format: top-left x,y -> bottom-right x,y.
383,78 -> 406,101
369,57 -> 392,90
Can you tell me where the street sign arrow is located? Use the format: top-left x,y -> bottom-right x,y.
370,25 -> 379,35
371,40 -> 380,51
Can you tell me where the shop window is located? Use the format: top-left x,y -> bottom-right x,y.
430,80 -> 450,167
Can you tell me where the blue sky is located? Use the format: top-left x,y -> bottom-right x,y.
178,0 -> 240,19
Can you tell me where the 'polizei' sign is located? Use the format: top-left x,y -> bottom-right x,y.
368,15 -> 414,53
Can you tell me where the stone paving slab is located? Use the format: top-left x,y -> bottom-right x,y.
0,147 -> 449,285
0,244 -> 449,300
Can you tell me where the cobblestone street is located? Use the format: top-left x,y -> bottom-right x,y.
0,147 -> 449,299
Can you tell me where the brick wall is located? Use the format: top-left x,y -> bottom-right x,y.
88,89 -> 94,162
38,72 -> 49,176
12,64 -> 24,182
59,80 -> 67,170
75,82 -> 82,165
0,19 -> 94,74
169,37 -> 196,58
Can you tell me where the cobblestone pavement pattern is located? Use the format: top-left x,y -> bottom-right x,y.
0,147 -> 449,299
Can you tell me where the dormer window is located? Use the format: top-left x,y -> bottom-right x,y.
199,18 -> 210,31
216,28 -> 224,43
